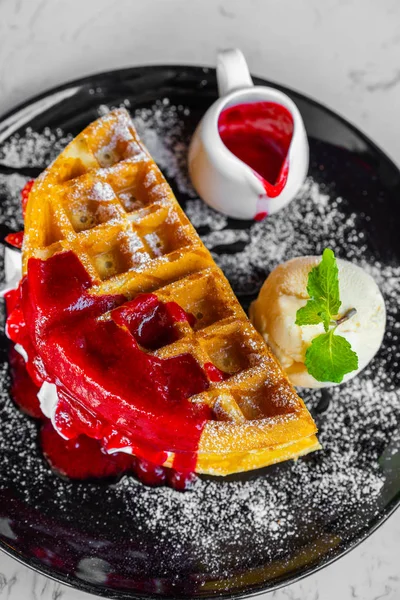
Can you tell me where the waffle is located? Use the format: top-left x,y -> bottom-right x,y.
22,108 -> 320,475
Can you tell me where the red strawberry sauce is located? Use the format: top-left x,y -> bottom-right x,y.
218,101 -> 293,199
6,250 -> 225,490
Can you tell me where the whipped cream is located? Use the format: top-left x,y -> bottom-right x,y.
0,246 -> 22,298
37,380 -> 65,435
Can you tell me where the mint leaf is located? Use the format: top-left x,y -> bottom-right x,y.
295,299 -> 325,326
307,248 -> 341,331
294,248 -> 359,383
305,329 -> 359,384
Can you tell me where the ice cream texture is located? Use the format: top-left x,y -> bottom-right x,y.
250,256 -> 386,388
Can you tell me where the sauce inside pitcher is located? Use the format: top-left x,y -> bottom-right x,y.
218,101 -> 294,196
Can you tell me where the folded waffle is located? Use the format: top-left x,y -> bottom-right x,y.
21,108 -> 320,475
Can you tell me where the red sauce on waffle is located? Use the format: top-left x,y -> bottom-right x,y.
8,345 -> 43,419
7,251 -> 218,490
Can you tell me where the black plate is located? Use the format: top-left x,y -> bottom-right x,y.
0,66 -> 399,600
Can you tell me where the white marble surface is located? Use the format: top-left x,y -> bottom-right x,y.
0,0 -> 399,598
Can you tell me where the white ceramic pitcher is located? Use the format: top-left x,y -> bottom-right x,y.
188,49 -> 309,220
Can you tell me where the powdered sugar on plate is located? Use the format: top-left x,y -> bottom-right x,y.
0,127 -> 72,233
0,127 -> 73,170
0,99 -> 399,585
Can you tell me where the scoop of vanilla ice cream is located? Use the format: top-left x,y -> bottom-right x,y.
250,256 -> 386,388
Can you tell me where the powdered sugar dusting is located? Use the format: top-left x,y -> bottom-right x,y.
0,127 -> 73,169
133,99 -> 195,199
90,181 -> 115,202
0,173 -> 27,232
0,99 -> 399,587
0,128 -> 73,232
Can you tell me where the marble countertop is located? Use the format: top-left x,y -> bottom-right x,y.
0,0 -> 399,598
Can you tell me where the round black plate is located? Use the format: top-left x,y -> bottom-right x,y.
0,66 -> 399,600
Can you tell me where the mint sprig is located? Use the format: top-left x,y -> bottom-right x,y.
295,249 -> 359,384
296,248 -> 341,332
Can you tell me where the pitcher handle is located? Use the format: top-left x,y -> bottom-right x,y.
217,49 -> 254,97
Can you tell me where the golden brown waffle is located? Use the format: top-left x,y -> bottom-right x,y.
23,108 -> 320,475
